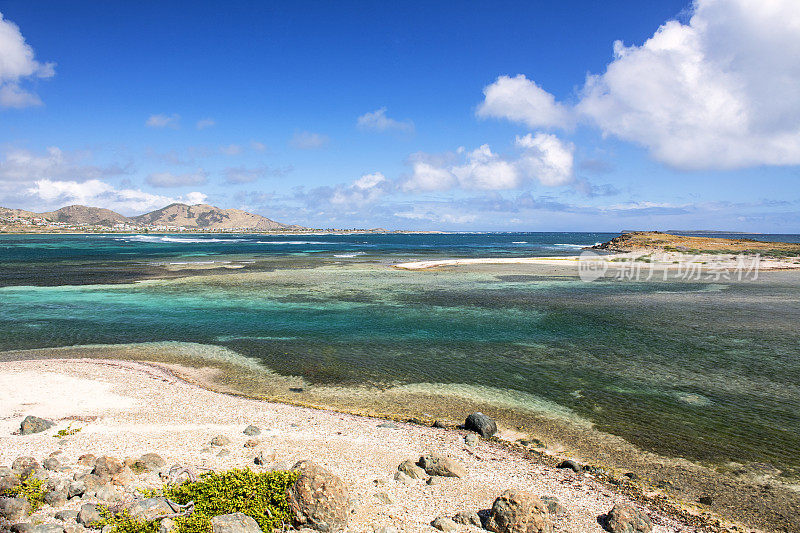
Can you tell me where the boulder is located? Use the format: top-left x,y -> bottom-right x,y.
604,504 -> 652,533
43,458 -> 61,472
92,456 -> 123,479
62,523 -> 86,533
453,511 -> 482,527
539,497 -> 566,516
76,455 -> 96,467
485,490 -> 553,533
132,453 -> 166,473
397,460 -> 427,480
31,525 -> 64,533
417,454 -> 466,478
254,449 -> 276,466
211,435 -> 231,446
0,472 -> 21,493
11,457 -> 40,476
77,504 -> 102,527
0,497 -> 31,522
210,512 -> 263,533
464,412 -> 497,438
19,416 -> 55,436
10,523 -> 33,533
124,498 -> 175,521
556,460 -> 582,473
44,488 -> 68,507
55,510 -> 80,522
431,517 -> 458,532
286,460 -> 349,532
243,425 -> 261,436
67,480 -> 86,498
76,474 -> 104,496
94,484 -> 123,503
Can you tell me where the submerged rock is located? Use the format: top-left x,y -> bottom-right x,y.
418,453 -> 466,478
287,460 -> 349,532
485,489 -> 553,533
19,416 -> 55,436
464,412 -> 497,438
604,504 -> 652,533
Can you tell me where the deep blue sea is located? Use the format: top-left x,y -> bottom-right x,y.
1,231 -> 799,482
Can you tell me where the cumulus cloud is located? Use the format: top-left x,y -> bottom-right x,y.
402,134 -> 574,192
0,13 -> 55,108
357,107 -> 414,133
224,165 -> 293,184
330,172 -> 389,206
146,114 -> 180,129
196,118 -> 215,130
145,170 -> 208,188
0,147 -> 128,182
477,75 -> 572,129
25,179 -> 205,214
290,131 -> 329,149
478,0 -> 800,170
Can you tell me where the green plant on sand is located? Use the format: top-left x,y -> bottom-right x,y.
54,425 -> 82,438
97,468 -> 298,533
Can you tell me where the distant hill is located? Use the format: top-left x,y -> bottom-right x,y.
132,203 -> 295,230
0,203 -> 302,231
42,205 -> 133,226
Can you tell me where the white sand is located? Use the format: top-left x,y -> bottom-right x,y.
0,359 -> 699,533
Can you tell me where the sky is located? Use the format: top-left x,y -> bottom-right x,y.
0,0 -> 799,232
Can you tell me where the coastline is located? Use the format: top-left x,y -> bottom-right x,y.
0,357 -> 702,533
2,348 -> 798,532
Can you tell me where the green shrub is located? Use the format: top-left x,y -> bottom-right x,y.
165,469 -> 298,533
3,474 -> 47,511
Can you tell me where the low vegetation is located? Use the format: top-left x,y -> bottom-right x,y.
2,474 -> 47,511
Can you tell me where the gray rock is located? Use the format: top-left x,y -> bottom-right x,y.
210,435 -> 231,446
243,425 -> 261,436
485,489 -> 553,533
159,518 -> 177,533
0,497 -> 31,522
124,498 -> 175,521
55,510 -> 80,522
19,416 -> 55,436
94,484 -> 123,503
431,517 -> 458,532
287,460 -> 349,531
0,472 -> 21,493
68,480 -> 86,499
62,522 -> 86,533
539,497 -> 566,516
44,488 -> 68,507
31,524 -> 65,533
11,457 -> 40,476
92,456 -> 123,479
10,523 -> 33,533
464,412 -> 497,438
397,460 -> 427,480
76,455 -> 96,467
254,449 -> 276,466
77,504 -> 102,527
453,511 -> 482,527
556,460 -> 582,473
464,434 -> 479,447
132,453 -> 166,473
43,458 -> 61,471
418,453 -> 466,478
604,504 -> 652,533
210,512 -> 263,533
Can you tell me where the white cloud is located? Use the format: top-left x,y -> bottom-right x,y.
330,172 -> 389,206
196,118 -> 215,130
402,134 -> 574,192
394,209 -> 477,225
0,147 -> 128,182
0,13 -> 54,108
146,114 -> 180,129
357,107 -> 414,133
250,141 -> 267,152
145,170 -> 208,188
223,165 -> 292,184
290,131 -> 329,149
219,144 -> 243,156
477,75 -> 571,129
25,179 -> 205,214
479,0 -> 800,170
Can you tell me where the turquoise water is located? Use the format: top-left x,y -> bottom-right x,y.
1,233 -> 799,479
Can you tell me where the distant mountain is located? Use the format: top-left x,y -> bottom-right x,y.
133,203 -> 296,230
0,203 -> 302,231
42,205 -> 133,226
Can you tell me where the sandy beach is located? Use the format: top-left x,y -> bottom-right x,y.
0,358 -> 705,533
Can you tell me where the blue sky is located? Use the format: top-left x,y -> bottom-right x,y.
0,0 -> 799,231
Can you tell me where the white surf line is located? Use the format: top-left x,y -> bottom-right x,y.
393,257 -> 580,270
